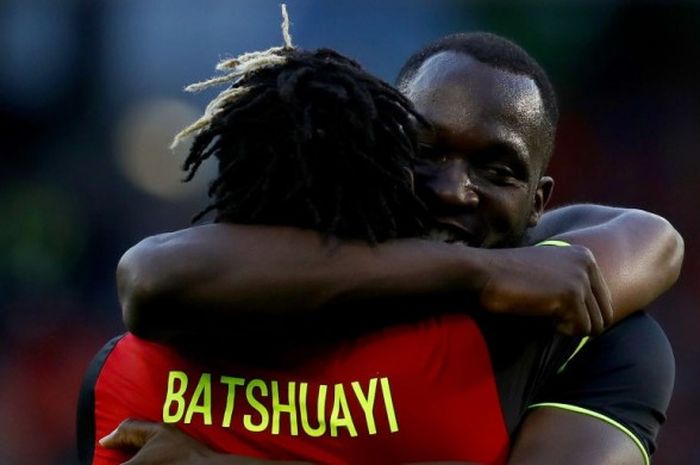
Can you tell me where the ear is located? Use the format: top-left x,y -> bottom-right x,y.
527,176 -> 554,227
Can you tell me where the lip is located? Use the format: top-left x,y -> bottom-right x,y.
433,218 -> 482,246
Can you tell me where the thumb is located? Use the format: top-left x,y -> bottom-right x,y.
99,418 -> 160,449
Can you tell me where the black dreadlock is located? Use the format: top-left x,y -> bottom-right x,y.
179,47 -> 431,243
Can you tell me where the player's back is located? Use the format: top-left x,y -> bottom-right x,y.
78,313 -> 573,465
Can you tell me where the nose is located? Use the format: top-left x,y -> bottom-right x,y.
425,160 -> 479,209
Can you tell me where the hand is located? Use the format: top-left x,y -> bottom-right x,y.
100,419 -> 231,465
479,245 -> 613,336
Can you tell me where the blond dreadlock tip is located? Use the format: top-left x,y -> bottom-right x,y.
281,4 -> 293,49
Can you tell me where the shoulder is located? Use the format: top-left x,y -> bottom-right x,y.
533,312 -> 675,458
582,312 -> 675,391
554,312 -> 675,410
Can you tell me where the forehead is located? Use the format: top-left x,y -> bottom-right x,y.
403,51 -> 547,166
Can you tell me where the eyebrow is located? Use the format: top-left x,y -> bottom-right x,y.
417,123 -> 534,176
494,140 -> 533,178
489,140 -> 529,165
484,140 -> 531,177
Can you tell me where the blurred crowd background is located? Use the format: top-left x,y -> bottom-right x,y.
1,1 -> 698,464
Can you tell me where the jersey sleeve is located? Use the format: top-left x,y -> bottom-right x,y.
530,312 -> 675,464
77,334 -> 128,465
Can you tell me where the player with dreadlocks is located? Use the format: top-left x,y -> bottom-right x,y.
78,16 -> 458,465
81,11 -> 679,465
173,24 -> 430,243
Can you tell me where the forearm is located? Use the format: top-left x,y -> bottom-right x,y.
527,205 -> 684,322
118,224 -> 488,341
208,455 -> 310,465
119,206 -> 684,340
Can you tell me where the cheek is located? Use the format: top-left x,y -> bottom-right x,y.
481,188 -> 531,236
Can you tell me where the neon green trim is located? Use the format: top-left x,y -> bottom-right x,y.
528,402 -> 650,465
557,336 -> 590,374
535,239 -> 571,247
533,238 -> 586,374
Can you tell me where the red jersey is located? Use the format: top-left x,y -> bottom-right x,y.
78,313 -> 577,465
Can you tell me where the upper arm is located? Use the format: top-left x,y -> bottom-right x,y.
520,313 -> 675,464
115,223 -> 493,343
526,204 -> 621,244
508,407 -> 645,465
527,204 -> 682,253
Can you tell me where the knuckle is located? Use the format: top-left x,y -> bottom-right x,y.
564,286 -> 582,303
581,319 -> 592,335
117,418 -> 135,431
575,268 -> 589,283
572,245 -> 595,265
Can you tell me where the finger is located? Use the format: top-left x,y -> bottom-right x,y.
589,264 -> 614,328
555,320 -> 575,337
576,297 -> 592,336
585,286 -> 605,336
555,299 -> 590,337
99,419 -> 161,449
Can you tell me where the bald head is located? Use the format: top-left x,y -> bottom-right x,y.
404,51 -> 552,176
397,32 -> 558,128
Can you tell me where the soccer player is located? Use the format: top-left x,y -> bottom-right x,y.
85,34 -> 680,465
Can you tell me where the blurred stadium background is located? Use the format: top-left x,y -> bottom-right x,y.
0,1 -> 697,464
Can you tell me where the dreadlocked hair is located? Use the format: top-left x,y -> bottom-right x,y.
174,45 -> 432,243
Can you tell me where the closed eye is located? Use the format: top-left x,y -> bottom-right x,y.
473,145 -> 529,182
484,164 -> 515,177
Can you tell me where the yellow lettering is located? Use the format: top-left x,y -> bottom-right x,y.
299,383 -> 327,437
329,383 -> 357,437
271,381 -> 298,435
220,376 -> 245,427
352,378 -> 378,434
243,379 -> 269,432
380,377 -> 399,432
162,371 -> 188,423
184,373 -> 212,425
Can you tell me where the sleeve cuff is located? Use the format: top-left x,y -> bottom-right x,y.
534,240 -> 572,247
527,402 -> 650,465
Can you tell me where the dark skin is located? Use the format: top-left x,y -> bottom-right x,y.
100,420 -> 480,465
119,54 -> 681,340
109,52 -> 683,464
407,52 -> 554,249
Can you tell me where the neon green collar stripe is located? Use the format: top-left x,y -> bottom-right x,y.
528,402 -> 650,465
535,239 -> 572,247
557,336 -> 590,374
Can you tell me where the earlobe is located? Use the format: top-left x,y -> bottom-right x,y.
528,176 -> 554,227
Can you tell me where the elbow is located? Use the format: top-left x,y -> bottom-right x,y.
634,210 -> 685,290
662,218 -> 684,289
118,275 -> 157,339
116,236 -> 173,340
